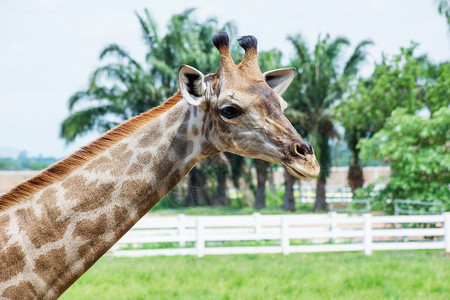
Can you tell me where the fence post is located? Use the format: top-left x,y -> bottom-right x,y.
366,200 -> 371,214
444,212 -> 450,253
329,203 -> 334,212
281,216 -> 290,255
298,184 -> 303,204
329,211 -> 337,243
177,214 -> 186,247
253,212 -> 261,240
196,218 -> 205,257
363,213 -> 372,256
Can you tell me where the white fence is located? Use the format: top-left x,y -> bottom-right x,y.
227,184 -> 386,204
111,213 -> 450,257
227,185 -> 355,204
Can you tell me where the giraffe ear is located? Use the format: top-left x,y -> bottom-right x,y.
178,65 -> 207,106
263,68 -> 296,95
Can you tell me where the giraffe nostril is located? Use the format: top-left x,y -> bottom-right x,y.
295,144 -> 306,156
290,142 -> 313,158
290,143 -> 305,157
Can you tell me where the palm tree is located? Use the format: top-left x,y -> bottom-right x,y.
253,48 -> 284,210
60,45 -> 162,142
60,8 -> 239,207
435,0 -> 450,30
284,34 -> 373,211
336,45 -> 432,195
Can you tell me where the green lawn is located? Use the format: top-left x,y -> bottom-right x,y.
62,251 -> 449,300
147,204 -> 319,216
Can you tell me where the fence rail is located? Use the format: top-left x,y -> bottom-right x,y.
329,199 -> 371,214
111,212 -> 450,257
394,199 -> 445,215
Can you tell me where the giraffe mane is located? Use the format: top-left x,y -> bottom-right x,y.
0,91 -> 184,211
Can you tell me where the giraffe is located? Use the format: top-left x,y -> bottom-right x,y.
0,32 -> 319,299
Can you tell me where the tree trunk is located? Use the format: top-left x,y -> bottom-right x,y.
184,167 -> 210,206
211,153 -> 230,206
346,132 -> 365,197
348,164 -> 364,194
313,178 -> 327,211
254,159 -> 269,210
348,148 -> 364,196
214,171 -> 228,206
227,153 -> 244,189
282,167 -> 296,211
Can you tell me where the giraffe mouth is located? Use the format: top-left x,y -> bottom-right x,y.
284,164 -> 307,178
283,155 -> 320,179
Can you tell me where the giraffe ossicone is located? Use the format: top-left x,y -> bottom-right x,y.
0,32 -> 319,299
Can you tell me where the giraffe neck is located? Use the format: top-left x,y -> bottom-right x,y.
0,99 -> 215,299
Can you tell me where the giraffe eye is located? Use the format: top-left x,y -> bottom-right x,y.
219,105 -> 242,119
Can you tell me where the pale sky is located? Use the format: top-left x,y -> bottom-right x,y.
0,0 -> 448,158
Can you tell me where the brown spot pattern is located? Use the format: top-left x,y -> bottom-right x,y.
165,107 -> 185,129
0,214 -> 11,249
0,92 -> 182,213
73,213 -> 107,240
136,152 -> 153,165
77,240 -> 110,266
119,180 -> 152,200
185,158 -> 199,173
63,175 -> 115,212
185,141 -> 194,156
84,144 -> 133,177
166,173 -> 182,193
119,180 -> 158,214
109,145 -> 133,176
109,143 -> 129,158
2,281 -> 37,300
84,156 -> 112,173
155,158 -> 175,182
16,188 -> 69,249
126,163 -> 144,175
113,205 -> 128,223
138,126 -> 162,148
113,205 -> 131,239
33,246 -> 70,287
0,243 -> 26,282
170,109 -> 191,158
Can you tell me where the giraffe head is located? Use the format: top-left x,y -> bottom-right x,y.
178,32 -> 319,178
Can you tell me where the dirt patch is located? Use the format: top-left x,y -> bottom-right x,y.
0,171 -> 40,193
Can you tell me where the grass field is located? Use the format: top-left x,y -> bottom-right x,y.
147,204 -> 320,216
62,250 -> 449,300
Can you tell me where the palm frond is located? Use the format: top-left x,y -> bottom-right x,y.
287,34 -> 311,65
60,105 -> 122,143
68,91 -> 90,111
325,36 -> 350,62
284,109 -> 308,124
89,64 -> 135,89
99,44 -> 142,70
342,39 -> 374,78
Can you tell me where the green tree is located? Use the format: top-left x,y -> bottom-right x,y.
285,34 -> 373,211
253,49 -> 285,210
357,58 -> 449,212
336,44 -> 433,194
359,107 -> 449,211
425,62 -> 450,116
60,9 -> 238,207
61,8 -> 239,142
435,0 -> 450,30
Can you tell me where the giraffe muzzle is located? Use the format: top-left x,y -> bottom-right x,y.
290,141 -> 313,158
283,141 -> 319,178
